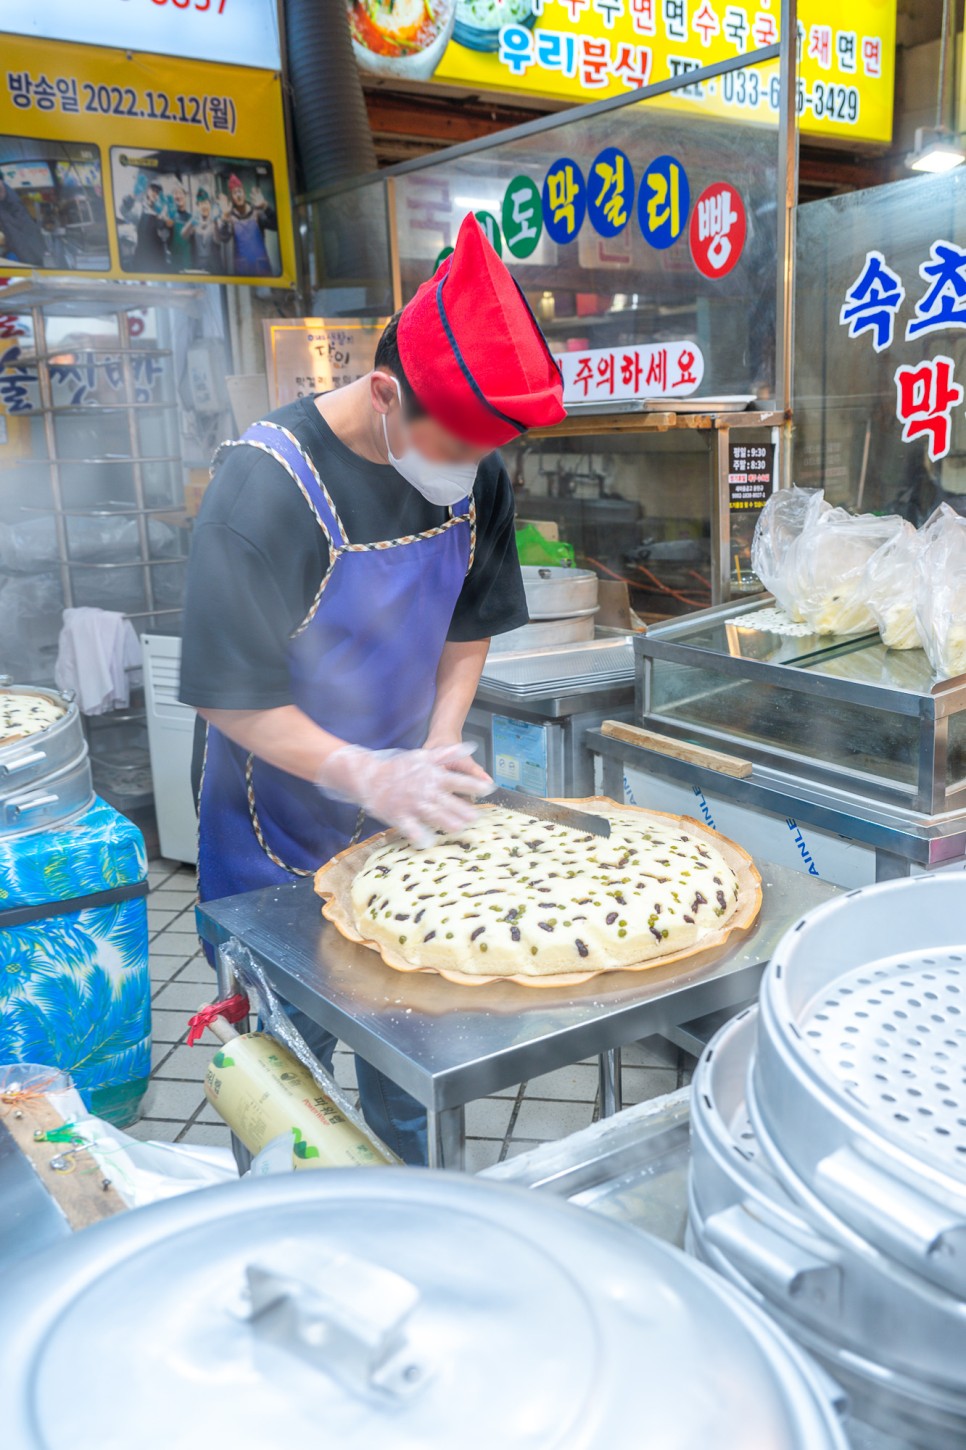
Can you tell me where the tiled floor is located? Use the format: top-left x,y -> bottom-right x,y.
136,857 -> 693,1170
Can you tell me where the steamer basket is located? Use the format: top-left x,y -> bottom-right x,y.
752,873 -> 966,1296
0,683 -> 85,793
690,1206 -> 966,1450
0,750 -> 94,836
690,1007 -> 966,1395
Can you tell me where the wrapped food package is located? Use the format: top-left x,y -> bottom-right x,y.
862,519 -> 923,650
794,507 -> 906,637
916,504 -> 966,681
751,487 -> 829,621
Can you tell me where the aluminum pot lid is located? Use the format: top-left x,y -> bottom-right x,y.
2,1171 -> 846,1450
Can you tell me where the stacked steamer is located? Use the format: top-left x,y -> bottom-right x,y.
0,681 -> 151,1126
492,565 -> 599,652
688,874 -> 966,1450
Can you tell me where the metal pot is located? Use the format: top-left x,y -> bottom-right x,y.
489,612 -> 597,654
752,874 -> 966,1299
0,681 -> 85,793
1,1171 -> 847,1449
521,565 -> 599,620
690,1007 -> 966,1409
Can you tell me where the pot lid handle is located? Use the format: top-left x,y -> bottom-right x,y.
240,1249 -> 431,1404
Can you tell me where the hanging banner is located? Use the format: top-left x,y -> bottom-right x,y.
0,33 -> 295,286
346,0 -> 897,145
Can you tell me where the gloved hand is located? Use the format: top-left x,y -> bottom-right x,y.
318,742 -> 493,848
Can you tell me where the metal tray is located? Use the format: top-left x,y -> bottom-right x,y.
481,637 -> 634,695
752,873 -> 966,1298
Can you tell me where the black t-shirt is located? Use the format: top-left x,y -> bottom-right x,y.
179,396 -> 527,710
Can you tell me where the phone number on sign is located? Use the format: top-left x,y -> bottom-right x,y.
716,69 -> 860,125
6,73 -> 237,134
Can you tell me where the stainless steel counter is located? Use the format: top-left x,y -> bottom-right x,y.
196,861 -> 837,1168
591,728 -> 966,878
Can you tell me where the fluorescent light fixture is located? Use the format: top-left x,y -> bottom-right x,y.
907,126 -> 966,173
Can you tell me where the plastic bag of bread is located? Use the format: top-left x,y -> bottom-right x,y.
916,504 -> 966,680
794,507 -> 906,637
862,519 -> 923,650
751,487 -> 829,621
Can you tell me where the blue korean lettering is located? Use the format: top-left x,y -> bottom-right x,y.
542,157 -> 587,244
907,239 -> 966,339
839,249 -> 905,352
588,146 -> 635,237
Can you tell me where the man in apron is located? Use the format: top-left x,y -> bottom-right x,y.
181,214 -> 565,1163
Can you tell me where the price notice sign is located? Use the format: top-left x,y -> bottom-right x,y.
0,32 -> 295,287
348,0 -> 896,146
263,319 -> 391,410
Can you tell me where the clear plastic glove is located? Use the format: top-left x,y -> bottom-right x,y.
317,742 -> 493,848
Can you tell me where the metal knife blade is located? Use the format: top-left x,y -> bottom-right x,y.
483,787 -> 612,839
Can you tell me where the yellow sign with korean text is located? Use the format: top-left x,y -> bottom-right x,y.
347,0 -> 896,145
0,33 -> 295,286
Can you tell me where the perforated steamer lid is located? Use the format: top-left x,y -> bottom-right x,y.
753,874 -> 966,1297
1,1171 -> 847,1450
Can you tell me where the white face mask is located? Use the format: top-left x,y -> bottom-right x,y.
380,377 -> 478,507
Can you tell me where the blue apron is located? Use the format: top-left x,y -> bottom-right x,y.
198,419 -> 476,903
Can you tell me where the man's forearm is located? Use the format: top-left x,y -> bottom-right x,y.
198,704 -> 346,784
424,638 -> 489,746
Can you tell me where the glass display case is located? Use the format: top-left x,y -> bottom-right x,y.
301,37 -> 796,615
637,597 -> 966,815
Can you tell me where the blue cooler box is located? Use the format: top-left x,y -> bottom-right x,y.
0,797 -> 151,1126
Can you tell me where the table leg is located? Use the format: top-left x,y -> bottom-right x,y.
214,939 -> 253,1177
875,850 -> 912,883
598,1048 -> 623,1117
602,755 -> 624,802
427,1105 -> 465,1171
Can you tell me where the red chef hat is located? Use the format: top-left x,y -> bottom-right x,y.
397,213 -> 565,449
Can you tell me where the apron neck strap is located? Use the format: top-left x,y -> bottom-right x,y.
240,421 -> 347,547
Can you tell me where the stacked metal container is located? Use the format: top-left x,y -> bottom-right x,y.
0,681 -> 93,833
689,874 -> 966,1450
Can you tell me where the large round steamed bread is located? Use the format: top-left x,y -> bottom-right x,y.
349,806 -> 741,978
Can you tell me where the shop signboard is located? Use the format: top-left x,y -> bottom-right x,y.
0,33 -> 295,286
263,318 -> 390,409
0,0 -> 281,73
417,154 -> 749,281
346,0 -> 896,145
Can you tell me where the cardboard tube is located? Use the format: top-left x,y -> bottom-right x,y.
204,1028 -> 393,1168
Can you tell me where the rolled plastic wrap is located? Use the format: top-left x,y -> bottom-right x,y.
211,940 -> 398,1166
205,1021 -> 394,1168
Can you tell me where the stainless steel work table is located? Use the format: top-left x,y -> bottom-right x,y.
196,861 -> 837,1169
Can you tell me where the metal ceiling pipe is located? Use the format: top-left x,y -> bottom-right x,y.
282,0 -> 378,193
